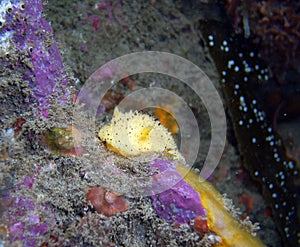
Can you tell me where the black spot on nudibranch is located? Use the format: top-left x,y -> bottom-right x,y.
200,20 -> 300,247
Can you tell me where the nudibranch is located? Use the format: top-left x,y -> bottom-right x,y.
200,19 -> 300,246
99,108 -> 265,246
98,107 -> 184,162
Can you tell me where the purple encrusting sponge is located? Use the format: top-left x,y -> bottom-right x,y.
0,0 -> 69,116
150,159 -> 206,224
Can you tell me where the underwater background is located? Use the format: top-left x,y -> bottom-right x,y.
0,0 -> 299,246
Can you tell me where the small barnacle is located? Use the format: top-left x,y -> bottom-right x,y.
19,2 -> 26,11
0,19 -> 4,28
28,46 -> 33,53
41,125 -> 83,156
6,6 -> 13,14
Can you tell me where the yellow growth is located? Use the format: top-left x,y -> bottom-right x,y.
176,165 -> 266,247
98,107 -> 184,162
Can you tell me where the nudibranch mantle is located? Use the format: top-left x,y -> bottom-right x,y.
98,107 -> 184,162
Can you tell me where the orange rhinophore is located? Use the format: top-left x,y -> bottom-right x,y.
154,108 -> 179,134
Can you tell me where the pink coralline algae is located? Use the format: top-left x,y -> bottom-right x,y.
7,197 -> 51,244
150,159 -> 206,224
0,0 -> 69,116
1,176 -> 56,247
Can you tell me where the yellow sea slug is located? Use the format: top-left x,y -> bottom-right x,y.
98,107 -> 184,162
